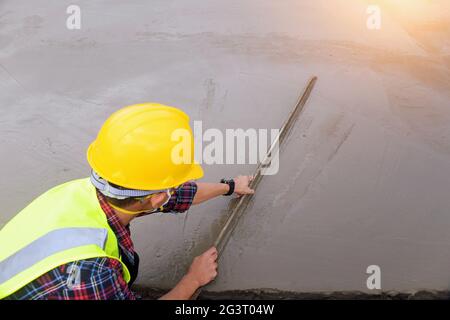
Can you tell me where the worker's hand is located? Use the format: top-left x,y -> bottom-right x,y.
234,175 -> 255,197
186,247 -> 218,288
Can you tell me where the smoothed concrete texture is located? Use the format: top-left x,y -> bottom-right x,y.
1,0 -> 450,296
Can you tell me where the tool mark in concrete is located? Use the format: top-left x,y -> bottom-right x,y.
294,122 -> 355,208
327,123 -> 355,164
0,63 -> 27,93
219,89 -> 228,112
374,139 -> 391,193
181,212 -> 189,238
203,78 -> 216,110
45,137 -> 57,155
23,15 -> 43,29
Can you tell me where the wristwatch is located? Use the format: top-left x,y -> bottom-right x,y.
220,178 -> 235,196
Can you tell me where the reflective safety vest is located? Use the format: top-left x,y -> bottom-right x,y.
0,178 -> 131,299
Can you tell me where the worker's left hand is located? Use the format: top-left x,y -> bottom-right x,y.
233,175 -> 255,197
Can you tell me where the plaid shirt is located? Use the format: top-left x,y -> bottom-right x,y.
6,181 -> 198,300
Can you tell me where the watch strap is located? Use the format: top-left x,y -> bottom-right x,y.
220,178 -> 235,196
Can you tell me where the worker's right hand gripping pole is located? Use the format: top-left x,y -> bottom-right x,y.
192,76 -> 318,300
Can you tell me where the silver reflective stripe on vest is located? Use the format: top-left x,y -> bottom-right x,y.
0,227 -> 108,284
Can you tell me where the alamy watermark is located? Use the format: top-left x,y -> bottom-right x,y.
171,121 -> 280,175
66,5 -> 81,30
366,5 -> 381,30
366,265 -> 381,290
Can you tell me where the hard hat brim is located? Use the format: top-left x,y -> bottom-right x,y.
87,141 -> 204,190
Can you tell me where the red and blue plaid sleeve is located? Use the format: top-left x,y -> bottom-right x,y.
162,181 -> 198,213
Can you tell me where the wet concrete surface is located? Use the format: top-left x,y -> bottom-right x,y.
1,0 -> 450,296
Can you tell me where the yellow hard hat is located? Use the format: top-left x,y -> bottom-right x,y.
87,103 -> 203,190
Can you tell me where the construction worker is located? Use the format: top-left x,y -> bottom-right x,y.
0,103 -> 255,300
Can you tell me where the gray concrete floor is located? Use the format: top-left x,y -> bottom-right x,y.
1,0 -> 450,295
